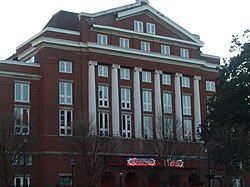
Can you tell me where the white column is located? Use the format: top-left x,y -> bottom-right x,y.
174,73 -> 183,140
88,61 -> 97,134
134,67 -> 142,138
112,64 -> 120,136
154,70 -> 162,139
193,76 -> 202,139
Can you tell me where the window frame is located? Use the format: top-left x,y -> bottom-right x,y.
121,88 -> 131,110
143,115 -> 153,139
59,82 -> 73,105
14,176 -> 30,187
163,92 -> 172,113
180,48 -> 189,58
142,71 -> 151,83
143,90 -> 152,112
206,81 -> 216,92
122,114 -> 132,138
141,41 -> 150,52
59,61 -> 72,73
15,82 -> 30,103
119,37 -> 129,48
162,74 -> 171,85
99,112 -> 109,136
134,20 -> 143,33
59,109 -> 73,136
182,95 -> 191,115
97,34 -> 108,45
146,23 -> 155,34
120,68 -> 130,80
13,154 -> 32,166
14,107 -> 30,135
98,65 -> 108,77
98,85 -> 109,108
161,45 -> 170,55
183,119 -> 192,141
182,77 -> 190,88
163,117 -> 173,139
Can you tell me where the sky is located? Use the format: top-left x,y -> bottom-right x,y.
0,0 -> 250,61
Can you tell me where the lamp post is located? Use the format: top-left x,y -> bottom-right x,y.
198,144 -> 205,186
70,159 -> 76,187
119,172 -> 123,187
23,137 -> 28,187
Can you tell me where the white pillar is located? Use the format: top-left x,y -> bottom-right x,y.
88,61 -> 97,134
154,70 -> 162,139
134,67 -> 142,138
193,76 -> 201,139
112,64 -> 120,136
174,73 -> 183,140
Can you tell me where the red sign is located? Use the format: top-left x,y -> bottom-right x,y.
127,158 -> 156,167
167,160 -> 184,168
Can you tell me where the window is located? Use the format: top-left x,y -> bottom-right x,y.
162,74 -> 171,85
182,95 -> 191,115
14,107 -> 29,135
180,48 -> 189,58
134,20 -> 143,32
59,61 -> 72,73
182,77 -> 190,88
97,34 -> 107,45
143,115 -> 153,139
206,81 -> 216,92
98,65 -> 108,77
59,110 -> 73,136
120,68 -> 130,80
15,83 -> 29,103
142,71 -> 151,83
99,112 -> 109,136
163,92 -> 172,113
211,176 -> 222,187
146,23 -> 155,34
59,82 -> 72,105
163,117 -> 173,139
183,119 -> 192,141
161,45 -> 170,55
98,85 -> 109,107
121,88 -> 131,109
232,177 -> 243,187
122,114 -> 131,138
13,154 -> 32,165
143,90 -> 152,111
141,41 -> 150,52
119,38 -> 129,48
59,176 -> 72,186
14,176 -> 30,187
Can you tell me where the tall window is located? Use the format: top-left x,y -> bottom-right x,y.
97,34 -> 107,45
161,45 -> 170,55
163,92 -> 172,113
180,48 -> 189,58
206,81 -> 216,92
120,68 -> 130,80
183,119 -> 192,141
98,85 -> 109,107
143,90 -> 152,111
182,77 -> 190,88
163,117 -> 173,139
99,112 -> 109,136
134,20 -> 143,32
119,38 -> 129,48
141,41 -> 150,52
142,71 -> 151,83
143,115 -> 153,139
14,107 -> 29,135
146,23 -> 155,34
232,177 -> 243,187
59,82 -> 72,105
182,95 -> 191,115
121,88 -> 131,109
162,74 -> 171,85
122,114 -> 131,138
59,109 -> 73,136
13,154 -> 32,165
59,61 -> 72,73
14,177 -> 30,187
98,65 -> 108,77
15,82 -> 30,103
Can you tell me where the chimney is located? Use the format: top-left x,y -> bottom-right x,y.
136,0 -> 149,5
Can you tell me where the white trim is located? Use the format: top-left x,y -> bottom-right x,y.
116,5 -> 204,46
0,60 -> 40,67
92,24 -> 202,47
0,71 -> 41,80
17,27 -> 80,50
201,53 -> 220,59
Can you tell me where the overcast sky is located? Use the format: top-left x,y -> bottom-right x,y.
0,0 -> 249,60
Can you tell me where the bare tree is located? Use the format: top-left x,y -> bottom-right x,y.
68,112 -> 119,187
0,112 -> 27,187
147,115 -> 188,187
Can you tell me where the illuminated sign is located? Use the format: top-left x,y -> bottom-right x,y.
167,160 -> 184,168
127,158 -> 156,167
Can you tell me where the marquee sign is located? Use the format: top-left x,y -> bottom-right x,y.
167,159 -> 184,168
127,158 -> 156,167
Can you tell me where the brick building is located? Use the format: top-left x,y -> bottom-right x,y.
1,0 -> 246,187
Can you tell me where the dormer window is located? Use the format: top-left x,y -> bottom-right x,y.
180,48 -> 189,58
134,20 -> 143,33
146,23 -> 155,35
97,34 -> 107,45
141,41 -> 150,52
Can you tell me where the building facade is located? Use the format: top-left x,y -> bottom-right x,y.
1,0 -> 246,187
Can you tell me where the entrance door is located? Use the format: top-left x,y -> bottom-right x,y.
125,172 -> 138,187
147,173 -> 160,187
101,172 -> 115,187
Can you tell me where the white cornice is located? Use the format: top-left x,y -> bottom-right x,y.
0,60 -> 40,67
92,24 -> 202,47
201,53 -> 220,59
16,27 -> 80,50
0,71 -> 41,80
